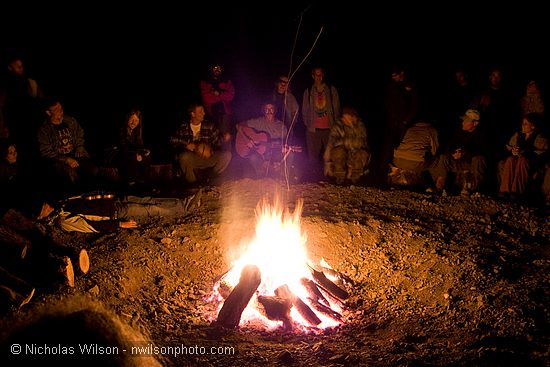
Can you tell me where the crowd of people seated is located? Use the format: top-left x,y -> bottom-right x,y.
1,57 -> 549,214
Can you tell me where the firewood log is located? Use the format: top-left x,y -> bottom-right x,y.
317,265 -> 355,287
257,295 -> 291,323
216,265 -> 261,329
310,267 -> 349,300
0,266 -> 35,309
48,255 -> 75,288
51,246 -> 89,275
300,278 -> 330,307
307,297 -> 342,321
275,284 -> 321,326
0,225 -> 30,260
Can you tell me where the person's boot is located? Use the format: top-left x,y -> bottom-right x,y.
435,176 -> 446,192
348,169 -> 364,184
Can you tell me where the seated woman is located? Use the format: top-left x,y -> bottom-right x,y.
0,139 -> 20,187
498,112 -> 548,200
323,107 -> 370,185
0,140 -> 38,213
112,108 -> 151,187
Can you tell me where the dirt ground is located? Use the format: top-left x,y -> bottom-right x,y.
1,178 -> 549,366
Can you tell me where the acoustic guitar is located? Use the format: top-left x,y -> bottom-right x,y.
235,126 -> 270,158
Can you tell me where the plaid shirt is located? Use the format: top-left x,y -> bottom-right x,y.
170,120 -> 222,153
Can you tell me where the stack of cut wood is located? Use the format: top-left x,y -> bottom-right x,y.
215,263 -> 350,330
0,209 -> 90,310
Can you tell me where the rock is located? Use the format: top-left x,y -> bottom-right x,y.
278,350 -> 294,364
88,285 -> 100,296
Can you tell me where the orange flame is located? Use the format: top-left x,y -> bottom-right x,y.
212,197 -> 342,330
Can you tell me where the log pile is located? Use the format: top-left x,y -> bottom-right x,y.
215,264 -> 350,330
0,209 -> 91,311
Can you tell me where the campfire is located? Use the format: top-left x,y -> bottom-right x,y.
210,197 -> 349,331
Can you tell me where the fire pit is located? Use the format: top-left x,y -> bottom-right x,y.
209,197 -> 350,331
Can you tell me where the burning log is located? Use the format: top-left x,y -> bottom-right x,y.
308,297 -> 342,321
216,264 -> 261,329
217,280 -> 233,299
310,267 -> 349,300
0,266 -> 35,309
317,265 -> 355,287
300,278 -> 330,307
275,284 -> 321,326
257,295 -> 291,325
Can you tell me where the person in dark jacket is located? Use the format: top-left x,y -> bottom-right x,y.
37,99 -> 98,194
432,109 -> 488,194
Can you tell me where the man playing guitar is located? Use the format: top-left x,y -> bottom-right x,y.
235,103 -> 291,178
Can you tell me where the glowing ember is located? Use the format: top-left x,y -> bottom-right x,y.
211,197 -> 344,330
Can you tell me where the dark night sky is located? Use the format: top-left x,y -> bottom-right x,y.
2,1 -> 548,157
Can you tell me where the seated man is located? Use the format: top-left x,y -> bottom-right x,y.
170,103 -> 232,185
35,190 -> 203,233
389,118 -> 439,187
432,109 -> 488,195
323,107 -> 370,184
37,99 -> 98,194
235,102 -> 292,179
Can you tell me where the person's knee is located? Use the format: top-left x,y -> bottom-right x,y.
177,152 -> 194,168
330,146 -> 347,162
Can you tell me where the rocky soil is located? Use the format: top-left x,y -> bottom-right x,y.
1,178 -> 549,366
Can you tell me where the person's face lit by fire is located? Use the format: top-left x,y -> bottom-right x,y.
6,144 -> 17,164
311,68 -> 324,86
46,102 -> 64,125
521,118 -> 536,135
8,59 -> 24,77
462,118 -> 478,132
190,105 -> 205,125
455,71 -> 467,85
211,65 -> 223,78
263,104 -> 276,120
277,77 -> 289,94
489,70 -> 502,89
127,113 -> 140,131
